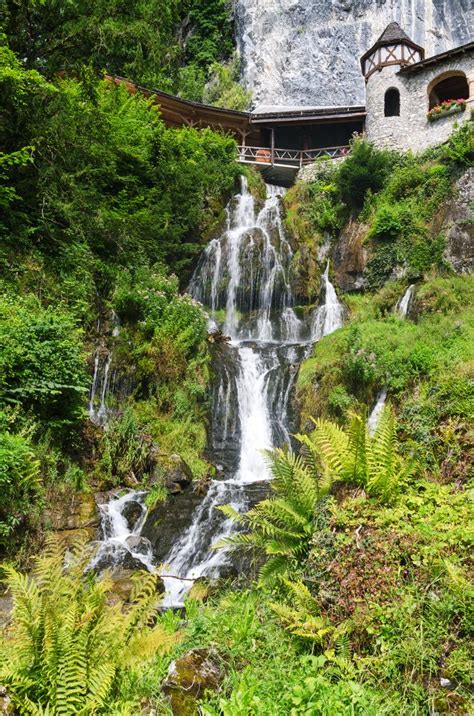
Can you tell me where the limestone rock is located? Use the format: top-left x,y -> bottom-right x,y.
235,1 -> 472,108
125,534 -> 152,555
442,168 -> 474,275
162,648 -> 225,715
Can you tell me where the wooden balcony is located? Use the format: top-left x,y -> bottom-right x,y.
238,144 -> 349,167
238,145 -> 349,184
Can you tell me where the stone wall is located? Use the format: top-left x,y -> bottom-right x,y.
365,55 -> 474,152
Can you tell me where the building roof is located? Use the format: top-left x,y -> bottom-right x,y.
250,105 -> 366,124
399,41 -> 474,74
376,22 -> 414,46
360,22 -> 425,71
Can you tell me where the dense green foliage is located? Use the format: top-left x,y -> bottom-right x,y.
285,127 -> 473,295
0,426 -> 40,548
0,0 -> 238,101
0,25 -> 240,555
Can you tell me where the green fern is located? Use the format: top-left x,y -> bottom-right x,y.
216,407 -> 415,583
0,533 -> 181,715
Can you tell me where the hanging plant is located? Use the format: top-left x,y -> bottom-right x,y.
427,98 -> 467,122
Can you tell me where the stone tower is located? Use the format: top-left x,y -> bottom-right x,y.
361,22 -> 425,148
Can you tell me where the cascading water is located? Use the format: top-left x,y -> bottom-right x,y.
396,284 -> 415,318
89,491 -> 154,572
92,178 -> 344,607
160,178 -> 342,606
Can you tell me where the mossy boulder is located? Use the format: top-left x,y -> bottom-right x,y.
162,648 -> 225,715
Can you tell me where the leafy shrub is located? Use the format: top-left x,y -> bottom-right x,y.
0,535 -> 180,714
0,428 -> 41,549
98,409 -> 156,486
0,296 -> 88,429
336,138 -> 396,214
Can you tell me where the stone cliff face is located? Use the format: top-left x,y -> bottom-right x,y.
235,0 -> 473,109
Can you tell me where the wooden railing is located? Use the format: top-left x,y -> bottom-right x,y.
238,145 -> 350,168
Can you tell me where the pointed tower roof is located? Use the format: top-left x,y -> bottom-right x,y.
376,22 -> 414,45
360,22 -> 425,75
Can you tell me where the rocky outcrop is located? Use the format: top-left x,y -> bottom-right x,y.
235,0 -> 473,108
332,219 -> 369,292
44,490 -> 100,542
153,454 -> 193,495
442,168 -> 474,275
162,648 -> 225,715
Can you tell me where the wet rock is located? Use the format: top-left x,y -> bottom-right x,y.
162,648 -> 225,715
332,219 -> 368,292
442,168 -> 474,274
125,535 -> 152,555
141,490 -> 205,565
0,686 -> 13,715
91,544 -> 148,574
153,454 -> 193,495
121,500 -> 144,530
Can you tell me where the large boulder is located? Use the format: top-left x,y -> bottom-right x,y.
162,648 -> 225,715
121,499 -> 145,530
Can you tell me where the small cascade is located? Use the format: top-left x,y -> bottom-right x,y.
94,178 -> 345,607
368,388 -> 388,435
89,491 -> 154,573
396,284 -> 415,318
88,349 -> 112,425
311,261 -> 344,340
88,311 -> 121,425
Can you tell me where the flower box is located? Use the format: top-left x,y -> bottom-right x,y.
427,99 -> 467,123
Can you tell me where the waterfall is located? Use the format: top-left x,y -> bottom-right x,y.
311,261 -> 344,340
368,284 -> 415,432
93,178 -> 344,607
159,179 -> 343,606
88,350 -> 112,425
396,284 -> 415,318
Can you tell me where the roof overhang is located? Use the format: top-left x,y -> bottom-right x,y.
250,107 -> 366,125
398,41 -> 474,74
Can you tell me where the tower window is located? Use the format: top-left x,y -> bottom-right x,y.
385,88 -> 400,117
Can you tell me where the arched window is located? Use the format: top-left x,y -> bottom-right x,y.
428,72 -> 469,109
384,88 -> 400,117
